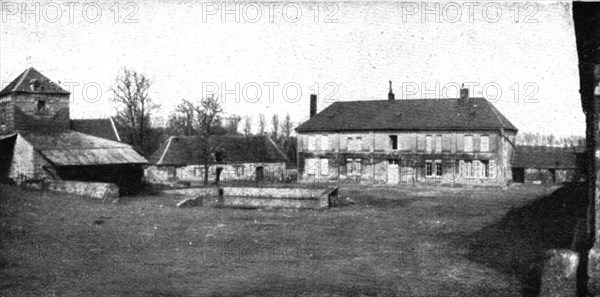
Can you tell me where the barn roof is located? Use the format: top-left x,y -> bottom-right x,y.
21,131 -> 147,166
513,145 -> 577,169
295,98 -> 517,133
0,68 -> 70,97
149,135 -> 287,166
70,118 -> 121,142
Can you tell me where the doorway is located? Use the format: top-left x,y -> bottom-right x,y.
256,166 -> 264,182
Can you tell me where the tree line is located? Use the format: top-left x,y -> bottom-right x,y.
515,132 -> 585,149
110,68 -> 297,184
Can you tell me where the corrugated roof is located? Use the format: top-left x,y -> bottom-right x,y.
71,118 -> 121,142
295,98 -> 518,132
149,135 -> 288,166
0,68 -> 70,97
513,145 -> 577,169
21,131 -> 147,166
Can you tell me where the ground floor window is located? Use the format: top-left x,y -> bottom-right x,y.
320,158 -> 329,175
435,162 -> 443,177
425,161 -> 433,177
347,158 -> 362,176
426,160 -> 442,178
460,160 -> 494,179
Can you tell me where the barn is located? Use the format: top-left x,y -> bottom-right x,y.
146,135 -> 287,185
511,145 -> 579,184
0,68 -> 147,194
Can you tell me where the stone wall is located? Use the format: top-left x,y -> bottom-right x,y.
45,180 -> 119,201
145,162 -> 286,184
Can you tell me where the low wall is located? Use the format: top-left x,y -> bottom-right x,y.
220,186 -> 338,209
45,180 -> 119,201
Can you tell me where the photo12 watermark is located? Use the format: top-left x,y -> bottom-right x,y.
201,81 -> 340,104
1,1 -> 139,23
200,2 -> 339,23
399,2 -> 539,23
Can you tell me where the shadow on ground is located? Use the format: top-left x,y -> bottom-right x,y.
461,183 -> 588,296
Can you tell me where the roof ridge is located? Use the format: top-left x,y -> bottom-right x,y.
12,68 -> 32,93
157,136 -> 174,165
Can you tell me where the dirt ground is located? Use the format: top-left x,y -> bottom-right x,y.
0,183 -> 585,297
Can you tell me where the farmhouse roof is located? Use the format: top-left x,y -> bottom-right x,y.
0,68 -> 70,97
149,135 -> 288,166
295,98 -> 517,133
70,118 -> 121,142
21,131 -> 147,166
513,145 -> 577,169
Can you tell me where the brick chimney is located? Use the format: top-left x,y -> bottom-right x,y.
310,94 -> 317,118
388,80 -> 395,100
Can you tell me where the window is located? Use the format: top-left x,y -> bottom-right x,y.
321,135 -> 329,151
435,135 -> 442,152
464,135 -> 473,152
36,100 -> 47,113
347,158 -> 362,176
463,161 -> 473,178
480,135 -> 489,152
426,135 -> 432,152
389,135 -> 398,150
320,158 -> 329,175
426,161 -> 433,177
389,160 -> 399,165
435,162 -> 443,177
347,136 -> 362,151
308,136 -> 316,151
195,167 -> 204,177
307,158 -> 317,175
481,160 -> 489,178
473,160 -> 481,178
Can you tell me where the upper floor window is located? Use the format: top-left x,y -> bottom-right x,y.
425,135 -> 432,152
308,136 -> 316,151
36,100 -> 48,114
347,136 -> 362,151
389,135 -> 398,150
464,135 -> 473,152
435,135 -> 442,152
321,135 -> 329,151
480,135 -> 489,152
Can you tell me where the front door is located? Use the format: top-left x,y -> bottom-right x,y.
388,160 -> 399,184
256,166 -> 264,182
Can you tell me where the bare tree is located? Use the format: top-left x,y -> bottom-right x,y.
112,67 -> 159,155
258,114 -> 266,135
271,114 -> 279,140
225,115 -> 242,135
193,95 -> 224,185
168,99 -> 196,136
281,113 -> 293,139
243,115 -> 252,136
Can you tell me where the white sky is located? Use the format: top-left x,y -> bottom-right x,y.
0,1 -> 584,136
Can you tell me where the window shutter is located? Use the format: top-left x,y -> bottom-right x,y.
417,135 -> 426,152
321,159 -> 329,175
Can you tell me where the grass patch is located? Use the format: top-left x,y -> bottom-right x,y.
0,183 -> 581,296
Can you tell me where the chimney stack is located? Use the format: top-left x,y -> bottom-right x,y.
388,80 -> 395,100
459,83 -> 469,101
310,94 -> 317,118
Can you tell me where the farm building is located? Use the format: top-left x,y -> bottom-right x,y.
512,145 -> 580,184
146,135 -> 287,184
0,68 -> 147,194
295,84 -> 518,185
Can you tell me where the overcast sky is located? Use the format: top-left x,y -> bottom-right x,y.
0,1 -> 583,136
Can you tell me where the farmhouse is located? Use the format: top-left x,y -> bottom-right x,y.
512,145 -> 580,184
295,84 -> 518,185
146,135 -> 287,184
0,68 -> 147,193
